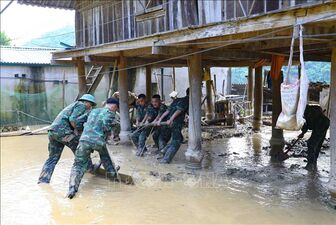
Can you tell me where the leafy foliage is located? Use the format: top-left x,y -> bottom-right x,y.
231,62 -> 331,84
0,31 -> 11,46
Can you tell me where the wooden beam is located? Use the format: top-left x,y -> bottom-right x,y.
51,59 -> 78,65
76,59 -> 87,97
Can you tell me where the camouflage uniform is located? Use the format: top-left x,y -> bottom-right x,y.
131,104 -> 147,148
68,107 -> 120,194
161,96 -> 189,163
38,101 -> 92,183
138,103 -> 170,153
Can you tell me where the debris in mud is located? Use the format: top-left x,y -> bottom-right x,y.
149,171 -> 159,177
290,164 -> 300,170
198,123 -> 252,141
149,171 -> 174,182
1,126 -> 28,133
262,138 -> 330,158
161,173 -> 173,182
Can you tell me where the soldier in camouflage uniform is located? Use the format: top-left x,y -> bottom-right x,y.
67,98 -> 120,199
136,94 -> 170,156
131,94 -> 147,148
38,94 -> 96,184
156,88 -> 189,164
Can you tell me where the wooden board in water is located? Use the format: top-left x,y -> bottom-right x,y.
94,168 -> 134,185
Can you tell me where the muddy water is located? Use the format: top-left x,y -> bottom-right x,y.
1,131 -> 336,224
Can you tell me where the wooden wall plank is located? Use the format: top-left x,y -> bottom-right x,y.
74,0 -> 323,48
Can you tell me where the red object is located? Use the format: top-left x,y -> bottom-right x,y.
270,55 -> 285,79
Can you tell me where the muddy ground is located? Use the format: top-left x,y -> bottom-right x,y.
1,125 -> 335,224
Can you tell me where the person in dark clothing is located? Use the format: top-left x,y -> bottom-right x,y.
156,88 -> 189,164
298,105 -> 330,171
267,70 -> 284,89
131,94 -> 147,148
136,94 -> 169,156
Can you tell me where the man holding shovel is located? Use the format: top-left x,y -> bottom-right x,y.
298,105 -> 330,171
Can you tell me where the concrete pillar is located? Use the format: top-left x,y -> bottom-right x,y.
329,47 -> 336,204
253,66 -> 263,131
118,55 -> 131,144
145,66 -> 152,99
205,68 -> 215,120
185,53 -> 203,169
269,66 -> 285,160
225,67 -> 232,95
247,66 -> 254,102
76,60 -> 87,96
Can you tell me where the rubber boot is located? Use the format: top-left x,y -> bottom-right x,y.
67,186 -> 77,199
157,145 -> 169,160
136,146 -> 147,157
160,146 -> 178,164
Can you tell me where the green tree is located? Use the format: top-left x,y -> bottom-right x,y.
0,31 -> 11,46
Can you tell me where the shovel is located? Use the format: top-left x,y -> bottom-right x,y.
284,137 -> 301,155
90,147 -> 134,185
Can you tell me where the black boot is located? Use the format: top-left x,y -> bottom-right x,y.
304,162 -> 317,171
67,186 -> 77,199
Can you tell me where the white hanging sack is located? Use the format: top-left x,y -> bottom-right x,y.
276,25 -> 309,130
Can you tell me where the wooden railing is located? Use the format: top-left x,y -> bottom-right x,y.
75,0 -> 328,48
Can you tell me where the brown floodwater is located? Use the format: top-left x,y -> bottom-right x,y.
1,129 -> 336,224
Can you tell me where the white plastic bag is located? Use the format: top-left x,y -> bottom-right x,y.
276,25 -> 309,130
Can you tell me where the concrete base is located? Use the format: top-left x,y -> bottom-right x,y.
328,180 -> 336,199
269,128 -> 286,161
185,149 -> 204,169
252,119 -> 262,131
205,113 -> 215,121
119,131 -> 132,145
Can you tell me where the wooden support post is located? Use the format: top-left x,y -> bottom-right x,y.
226,67 -> 232,95
329,47 -> 336,205
205,68 -> 214,120
146,66 -> 152,99
253,66 -> 263,131
160,68 -> 164,100
247,66 -> 254,102
269,66 -> 285,161
185,52 -> 203,169
76,59 -> 87,97
118,55 -> 131,144
172,67 -> 176,91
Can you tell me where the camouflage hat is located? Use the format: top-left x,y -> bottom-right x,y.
79,94 -> 96,106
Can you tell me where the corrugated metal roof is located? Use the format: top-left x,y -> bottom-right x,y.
0,46 -> 58,65
17,0 -> 75,10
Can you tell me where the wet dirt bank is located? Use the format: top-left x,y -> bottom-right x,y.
1,130 -> 336,224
